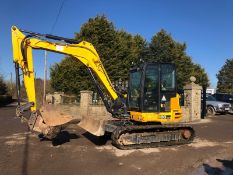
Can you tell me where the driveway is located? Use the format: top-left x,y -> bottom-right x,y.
0,106 -> 232,175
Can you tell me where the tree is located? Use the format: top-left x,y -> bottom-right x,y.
5,80 -> 16,97
20,78 -> 53,108
0,75 -> 7,95
147,29 -> 209,92
50,15 -> 146,95
75,16 -> 146,80
191,64 -> 209,87
216,59 -> 233,93
50,16 -> 209,96
50,57 -> 91,95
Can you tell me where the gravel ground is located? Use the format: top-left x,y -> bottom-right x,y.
0,106 -> 232,175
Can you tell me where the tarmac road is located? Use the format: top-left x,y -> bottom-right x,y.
0,106 -> 232,175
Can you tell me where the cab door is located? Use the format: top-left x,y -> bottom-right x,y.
141,63 -> 176,113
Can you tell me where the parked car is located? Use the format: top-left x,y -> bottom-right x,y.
212,93 -> 233,114
206,95 -> 231,115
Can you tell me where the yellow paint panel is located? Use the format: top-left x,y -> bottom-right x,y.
130,94 -> 182,123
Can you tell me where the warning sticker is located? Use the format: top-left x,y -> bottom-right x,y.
161,95 -> 166,102
56,45 -> 64,51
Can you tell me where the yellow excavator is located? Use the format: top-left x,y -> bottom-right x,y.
12,26 -> 195,149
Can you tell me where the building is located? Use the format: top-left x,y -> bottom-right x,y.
206,88 -> 216,95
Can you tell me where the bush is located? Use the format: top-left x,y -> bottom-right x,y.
0,76 -> 7,95
0,95 -> 12,106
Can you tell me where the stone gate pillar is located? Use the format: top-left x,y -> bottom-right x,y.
182,77 -> 202,122
80,90 -> 93,116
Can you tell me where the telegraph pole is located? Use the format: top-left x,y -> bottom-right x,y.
43,50 -> 47,104
10,72 -> 13,92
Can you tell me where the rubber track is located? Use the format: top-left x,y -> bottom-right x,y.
111,124 -> 195,150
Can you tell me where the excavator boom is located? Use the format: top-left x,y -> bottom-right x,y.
12,26 -> 124,138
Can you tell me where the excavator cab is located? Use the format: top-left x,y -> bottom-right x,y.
127,63 -> 182,123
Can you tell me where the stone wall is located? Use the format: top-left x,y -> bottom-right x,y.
46,80 -> 203,122
46,92 -> 64,104
181,80 -> 202,122
46,91 -> 111,120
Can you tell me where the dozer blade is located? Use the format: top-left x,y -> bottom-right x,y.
78,116 -> 106,136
